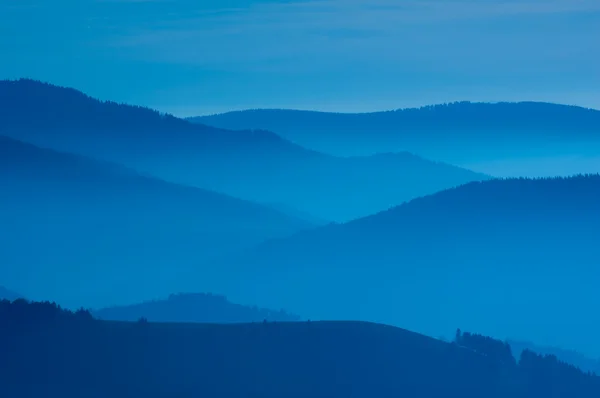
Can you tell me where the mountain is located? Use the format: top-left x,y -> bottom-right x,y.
0,79 -> 290,155
94,292 -> 301,323
0,286 -> 22,301
192,103 -> 600,177
0,79 -> 488,221
3,299 -> 599,398
202,175 -> 600,356
0,136 -> 310,308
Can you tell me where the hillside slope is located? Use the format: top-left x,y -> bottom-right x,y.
193,103 -> 600,176
0,136 -> 309,308
206,175 -> 600,355
2,300 -> 599,398
1,80 -> 487,221
0,301 -> 526,398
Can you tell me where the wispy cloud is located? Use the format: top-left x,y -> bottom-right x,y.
2,0 -> 598,113
108,0 -> 599,73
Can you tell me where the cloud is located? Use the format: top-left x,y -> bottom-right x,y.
4,0 -> 596,113
322,0 -> 600,19
107,0 -> 599,75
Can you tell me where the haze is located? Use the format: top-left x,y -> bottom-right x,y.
2,1 -> 600,397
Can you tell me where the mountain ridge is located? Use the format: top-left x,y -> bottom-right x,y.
1,79 -> 488,221
195,101 -> 599,118
0,135 -> 311,308
202,174 -> 600,356
3,298 -> 599,398
192,103 -> 600,177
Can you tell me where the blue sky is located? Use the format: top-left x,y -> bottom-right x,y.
1,0 -> 599,116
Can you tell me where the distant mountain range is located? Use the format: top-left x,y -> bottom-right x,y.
4,78 -> 597,358
192,103 -> 600,177
0,79 -> 488,221
205,175 -> 600,356
94,292 -> 300,323
0,136 -> 310,308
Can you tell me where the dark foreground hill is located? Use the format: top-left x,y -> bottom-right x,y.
0,79 -> 487,221
193,103 -> 600,176
2,300 -> 599,398
205,175 -> 600,355
0,136 -> 308,308
95,292 -> 300,323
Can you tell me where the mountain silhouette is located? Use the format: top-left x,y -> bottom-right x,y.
204,175 -> 600,356
94,292 -> 300,323
192,103 -> 600,177
3,299 -> 600,398
0,79 -> 287,150
1,79 -> 488,221
0,136 -> 310,308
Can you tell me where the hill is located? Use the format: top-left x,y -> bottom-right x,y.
94,292 -> 300,323
192,103 -> 600,177
0,136 -> 309,308
0,79 -> 487,221
3,299 -> 600,398
204,175 -> 600,356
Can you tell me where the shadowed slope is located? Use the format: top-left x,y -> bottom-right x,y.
0,136 -> 310,308
3,299 -> 600,398
0,303 -> 512,398
205,175 -> 600,355
1,80 -> 488,221
193,103 -> 600,176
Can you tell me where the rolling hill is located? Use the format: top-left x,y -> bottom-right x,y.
0,79 -> 488,221
5,299 -> 598,398
192,103 -> 600,177
0,136 -> 309,308
202,175 -> 600,356
94,292 -> 300,323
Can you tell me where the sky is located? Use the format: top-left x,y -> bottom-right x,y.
1,0 -> 599,116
